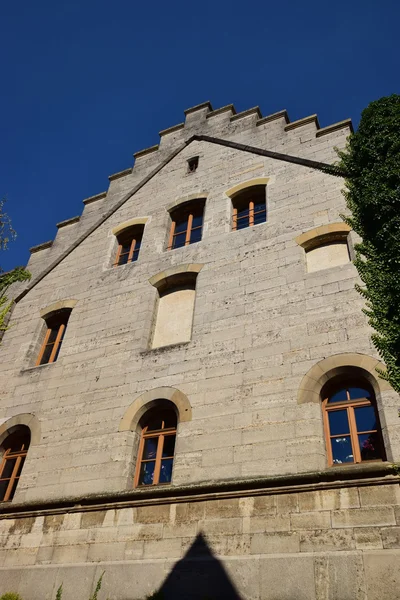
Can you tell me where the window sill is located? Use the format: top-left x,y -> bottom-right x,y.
140,341 -> 191,355
20,362 -> 56,374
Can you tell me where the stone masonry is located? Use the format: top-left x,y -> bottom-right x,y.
0,102 -> 399,599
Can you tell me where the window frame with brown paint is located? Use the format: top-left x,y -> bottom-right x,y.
134,409 -> 177,487
0,427 -> 30,502
231,185 -> 267,231
114,225 -> 144,267
36,309 -> 71,366
322,379 -> 385,467
167,199 -> 205,251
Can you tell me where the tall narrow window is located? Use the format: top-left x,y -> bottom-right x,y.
135,408 -> 177,487
0,427 -> 30,502
36,309 -> 71,366
232,185 -> 267,231
114,225 -> 144,266
322,379 -> 385,466
168,199 -> 205,250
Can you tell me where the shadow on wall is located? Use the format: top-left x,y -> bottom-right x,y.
154,532 -> 242,600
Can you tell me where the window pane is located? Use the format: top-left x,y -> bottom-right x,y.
328,410 -> 350,435
190,227 -> 202,244
237,206 -> 249,219
131,249 -> 140,262
0,479 -> 10,501
159,459 -> 173,483
53,342 -> 63,362
1,458 -> 17,480
354,405 -> 377,432
253,209 -> 267,225
47,328 -> 59,344
142,437 -> 158,460
121,242 -> 131,254
192,213 -> 203,228
172,232 -> 186,249
237,217 -> 249,230
328,388 -> 348,403
331,436 -> 354,464
15,457 -> 26,478
138,461 -> 155,485
174,219 -> 188,234
7,477 -> 19,500
359,433 -> 381,461
162,435 -> 176,458
118,252 -> 129,265
348,387 -> 371,400
254,201 -> 266,212
40,344 -> 54,365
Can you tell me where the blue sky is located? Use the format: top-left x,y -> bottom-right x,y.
1,0 -> 399,271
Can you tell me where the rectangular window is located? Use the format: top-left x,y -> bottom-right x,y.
168,200 -> 205,251
36,310 -> 71,366
114,226 -> 144,267
232,185 -> 267,231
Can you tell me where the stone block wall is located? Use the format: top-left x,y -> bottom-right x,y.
1,101 -> 399,598
0,477 -> 399,599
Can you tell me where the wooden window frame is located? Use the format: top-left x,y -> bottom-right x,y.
231,186 -> 266,231
134,413 -> 177,487
167,201 -> 205,251
322,384 -> 384,467
36,311 -> 70,366
114,227 -> 144,267
0,434 -> 29,502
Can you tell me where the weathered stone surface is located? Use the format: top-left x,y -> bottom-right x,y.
0,102 -> 399,597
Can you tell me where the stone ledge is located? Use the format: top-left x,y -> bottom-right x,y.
184,101 -> 213,116
133,145 -> 159,160
82,191 -> 107,205
316,118 -> 354,137
230,107 -> 262,122
256,110 -> 289,126
1,463 -> 397,519
285,114 -> 320,132
159,123 -> 185,137
108,167 -> 133,181
206,104 -> 236,119
29,240 -> 53,254
56,216 -> 80,229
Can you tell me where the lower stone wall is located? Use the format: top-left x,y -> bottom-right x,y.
0,479 -> 399,600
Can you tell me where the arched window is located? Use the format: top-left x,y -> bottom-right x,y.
231,185 -> 267,231
168,199 -> 205,250
322,378 -> 385,466
36,308 -> 71,366
114,224 -> 144,266
0,426 -> 30,502
295,223 -> 351,273
134,408 -> 177,487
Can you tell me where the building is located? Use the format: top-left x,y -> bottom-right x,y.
0,101 -> 399,600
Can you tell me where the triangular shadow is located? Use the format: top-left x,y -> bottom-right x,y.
156,532 -> 242,599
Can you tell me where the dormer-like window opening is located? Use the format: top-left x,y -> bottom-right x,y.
232,185 -> 267,231
187,156 -> 199,173
114,225 -> 144,266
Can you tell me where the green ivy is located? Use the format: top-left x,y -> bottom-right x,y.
0,594 -> 24,600
338,94 -> 400,394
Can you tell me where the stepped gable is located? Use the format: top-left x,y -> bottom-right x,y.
22,102 -> 353,299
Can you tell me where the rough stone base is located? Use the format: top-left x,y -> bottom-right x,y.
0,478 -> 399,599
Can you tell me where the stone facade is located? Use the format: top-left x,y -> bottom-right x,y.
0,101 -> 399,599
